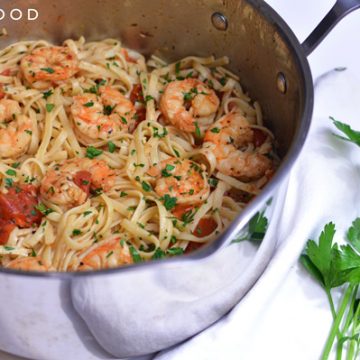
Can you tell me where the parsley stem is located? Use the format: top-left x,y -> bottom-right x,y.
322,284 -> 354,360
346,285 -> 360,360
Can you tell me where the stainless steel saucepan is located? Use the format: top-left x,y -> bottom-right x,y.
0,0 -> 359,359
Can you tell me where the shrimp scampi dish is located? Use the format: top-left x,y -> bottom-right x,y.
0,37 -> 278,272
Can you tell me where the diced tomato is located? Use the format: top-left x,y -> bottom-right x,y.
0,222 -> 15,245
253,129 -> 267,147
193,217 -> 217,238
185,241 -> 204,254
73,170 -> 92,195
172,204 -> 195,219
130,84 -> 144,104
1,69 -> 11,76
0,184 -> 43,244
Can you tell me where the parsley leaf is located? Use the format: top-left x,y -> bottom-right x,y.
35,203 -> 54,216
161,194 -> 177,210
108,141 -> 116,153
41,67 -> 55,74
331,117 -> 360,146
86,146 -> 103,159
347,218 -> 360,253
129,246 -> 142,263
46,103 -> 55,112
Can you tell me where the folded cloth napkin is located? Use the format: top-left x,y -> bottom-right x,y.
152,69 -> 360,360
71,181 -> 287,358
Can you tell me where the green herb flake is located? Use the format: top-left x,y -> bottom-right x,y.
4,178 -> 13,188
161,194 -> 177,211
141,181 -> 152,192
35,203 -> 54,216
129,246 -> 143,263
194,121 -> 201,138
108,141 -> 116,153
46,103 -> 55,112
86,146 -> 103,159
5,169 -> 16,176
210,127 -> 220,134
11,162 -> 20,169
120,191 -> 128,197
167,247 -> 184,256
152,247 -> 166,260
84,101 -> 94,107
4,246 -> 15,251
72,229 -> 82,236
41,67 -> 55,74
43,89 -> 53,99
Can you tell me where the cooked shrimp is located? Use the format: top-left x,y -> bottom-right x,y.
6,257 -> 50,271
204,113 -> 272,181
20,46 -> 79,89
71,86 -> 135,144
40,158 -> 115,208
77,237 -> 133,271
147,157 -> 210,204
160,79 -> 219,133
0,99 -> 32,158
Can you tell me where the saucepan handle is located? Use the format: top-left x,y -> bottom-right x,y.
302,0 -> 360,56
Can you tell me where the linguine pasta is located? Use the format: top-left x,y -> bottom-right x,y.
0,37 -> 277,271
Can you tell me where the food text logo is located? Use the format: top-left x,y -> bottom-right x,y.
0,9 -> 38,21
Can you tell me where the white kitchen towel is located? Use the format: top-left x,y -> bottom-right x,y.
153,69 -> 360,360
71,182 -> 286,358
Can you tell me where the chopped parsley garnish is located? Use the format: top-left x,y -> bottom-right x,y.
5,169 -> 16,176
106,251 -> 114,258
120,191 -> 128,197
183,92 -> 192,101
167,247 -> 184,256
103,105 -> 114,115
86,146 -> 103,159
83,211 -> 92,216
25,130 -> 32,135
4,178 -> 13,188
161,164 -> 175,178
161,194 -> 177,210
219,76 -> 227,86
90,187 -> 103,197
46,103 -> 55,112
181,209 -> 196,225
129,246 -> 143,263
35,203 -> 54,216
141,181 -> 152,192
152,247 -> 166,260
84,101 -> 94,107
210,127 -> 220,133
108,141 -> 116,153
4,246 -> 15,251
120,116 -> 127,124
43,89 -> 53,99
194,121 -> 201,138
72,229 -> 82,236
82,180 -> 89,185
208,178 -> 219,187
145,95 -> 154,102
189,189 -> 194,195
11,162 -> 20,169
30,249 -> 37,257
175,62 -> 181,74
153,127 -> 168,138
41,67 -> 55,74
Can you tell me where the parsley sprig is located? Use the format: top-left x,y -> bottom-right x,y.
301,220 -> 360,359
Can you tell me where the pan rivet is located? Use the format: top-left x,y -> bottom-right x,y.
211,12 -> 228,31
277,72 -> 287,94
